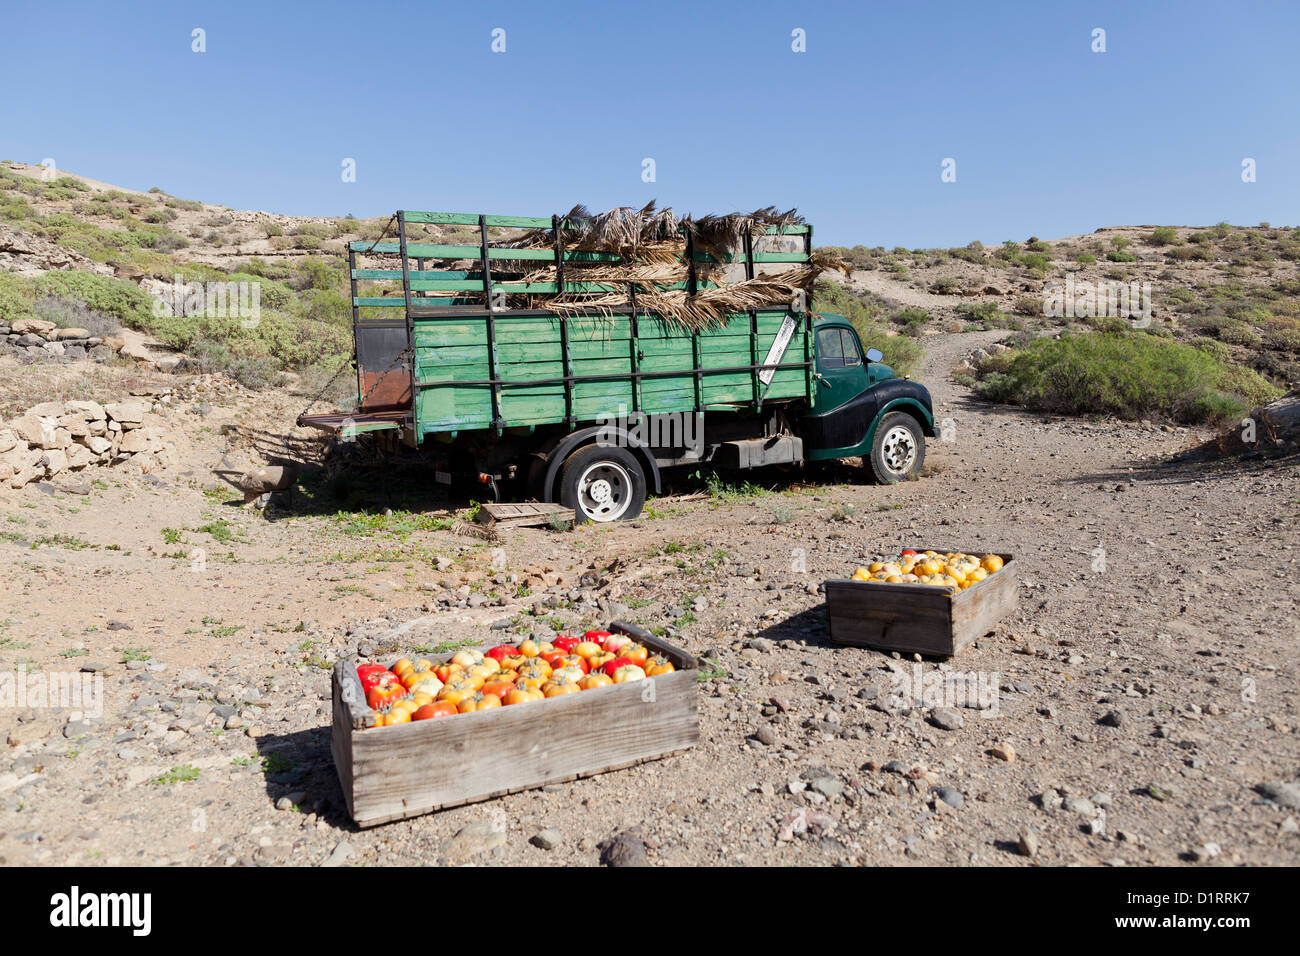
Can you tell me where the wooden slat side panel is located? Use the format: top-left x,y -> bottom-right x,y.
825,580 -> 956,656
949,558 -> 1018,653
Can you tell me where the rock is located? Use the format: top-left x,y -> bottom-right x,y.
751,724 -> 777,746
63,345 -> 87,361
1255,781 -> 1300,809
746,638 -> 774,654
928,707 -> 963,731
104,401 -> 147,425
1099,709 -> 1127,728
1063,796 -> 1096,815
43,340 -> 65,356
933,786 -> 964,809
1017,828 -> 1040,857
1191,842 -> 1221,862
56,327 -> 90,340
599,832 -> 649,867
989,741 -> 1016,762
77,435 -> 112,455
442,820 -> 507,862
39,448 -> 67,476
530,828 -> 562,850
810,775 -> 844,799
12,318 -> 56,335
320,841 -> 354,867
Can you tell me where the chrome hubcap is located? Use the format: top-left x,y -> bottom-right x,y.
881,425 -> 917,475
577,462 -> 631,521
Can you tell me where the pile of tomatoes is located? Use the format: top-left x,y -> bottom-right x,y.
850,549 -> 1004,589
357,630 -> 676,727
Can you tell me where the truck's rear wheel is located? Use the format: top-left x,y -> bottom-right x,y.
559,445 -> 646,523
868,411 -> 925,484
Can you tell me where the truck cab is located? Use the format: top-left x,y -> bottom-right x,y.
801,313 -> 935,483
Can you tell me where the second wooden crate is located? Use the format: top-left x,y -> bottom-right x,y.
825,551 -> 1017,657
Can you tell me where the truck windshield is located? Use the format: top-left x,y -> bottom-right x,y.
817,328 -> 861,368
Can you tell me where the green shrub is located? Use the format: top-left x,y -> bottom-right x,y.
1106,250 -> 1137,263
1148,227 -> 1179,246
0,271 -> 36,323
930,277 -> 961,294
1073,252 -> 1096,265
1216,322 -> 1261,346
1266,328 -> 1300,353
31,271 -> 153,328
972,330 -> 1280,425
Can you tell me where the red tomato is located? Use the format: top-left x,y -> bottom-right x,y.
603,656 -> 636,677
485,645 -> 518,664
366,683 -> 407,710
901,549 -> 918,557
552,635 -> 581,653
540,650 -> 568,670
583,630 -> 612,643
481,680 -> 515,701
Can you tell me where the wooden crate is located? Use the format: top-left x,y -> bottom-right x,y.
475,501 -> 575,529
331,621 -> 699,827
825,552 -> 1017,657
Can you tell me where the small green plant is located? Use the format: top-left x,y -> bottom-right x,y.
151,764 -> 201,785
161,527 -> 182,544
116,646 -> 152,663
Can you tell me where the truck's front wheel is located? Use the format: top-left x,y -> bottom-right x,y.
559,445 -> 646,523
868,411 -> 926,483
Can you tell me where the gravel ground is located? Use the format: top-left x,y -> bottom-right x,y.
0,328 -> 1297,867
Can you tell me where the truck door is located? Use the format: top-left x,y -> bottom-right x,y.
814,325 -> 869,412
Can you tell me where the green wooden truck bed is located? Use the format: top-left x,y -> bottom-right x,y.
306,210 -> 818,440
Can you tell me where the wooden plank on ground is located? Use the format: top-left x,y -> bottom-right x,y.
476,501 -> 575,528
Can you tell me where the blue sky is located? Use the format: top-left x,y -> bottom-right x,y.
4,0 -> 1297,247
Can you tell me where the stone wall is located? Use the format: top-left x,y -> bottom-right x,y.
0,397 -> 178,489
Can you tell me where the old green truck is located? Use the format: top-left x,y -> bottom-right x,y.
300,209 -> 934,522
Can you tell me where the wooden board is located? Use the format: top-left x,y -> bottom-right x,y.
475,502 -> 574,528
825,552 -> 1017,657
331,622 -> 699,827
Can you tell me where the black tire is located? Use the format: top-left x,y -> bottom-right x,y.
868,411 -> 926,484
558,444 -> 647,523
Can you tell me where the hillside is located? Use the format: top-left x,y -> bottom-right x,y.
3,159 -> 1296,431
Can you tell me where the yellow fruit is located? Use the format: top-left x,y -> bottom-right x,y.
851,567 -> 871,581
969,567 -> 988,582
944,566 -> 967,585
869,561 -> 885,573
981,554 -> 1004,573
885,574 -> 904,583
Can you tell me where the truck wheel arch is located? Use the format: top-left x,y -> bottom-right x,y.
538,427 -> 662,503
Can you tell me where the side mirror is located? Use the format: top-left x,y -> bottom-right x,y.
865,347 -> 884,363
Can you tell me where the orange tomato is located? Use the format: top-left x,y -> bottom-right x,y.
587,651 -> 617,671
542,680 -> 582,698
572,641 -> 603,659
457,692 -> 503,713
436,685 -> 474,705
515,670 -> 548,689
644,656 -> 675,677
619,644 -> 649,667
499,654 -> 528,671
554,653 -> 589,674
504,686 -> 544,706
518,640 -> 541,658
434,663 -> 463,684
579,672 -> 613,690
413,701 -> 454,720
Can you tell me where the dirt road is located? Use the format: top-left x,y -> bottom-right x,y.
1,327 -> 1297,867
